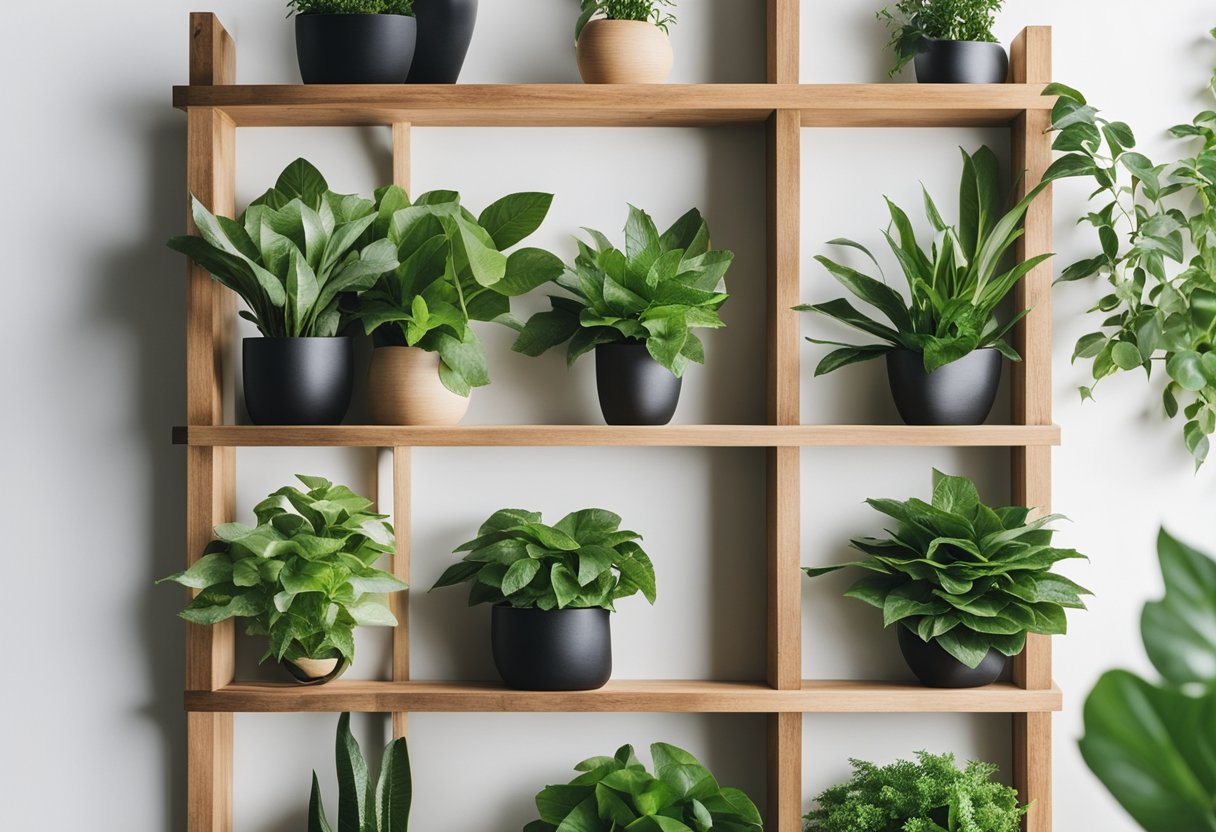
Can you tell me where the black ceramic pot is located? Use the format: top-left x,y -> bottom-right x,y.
885,348 -> 1001,426
295,13 -> 417,84
407,0 -> 478,83
898,625 -> 1007,688
243,337 -> 354,426
491,606 -> 612,691
914,39 -> 1009,84
595,342 -> 682,426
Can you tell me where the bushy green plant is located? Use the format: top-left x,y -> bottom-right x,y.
524,742 -> 763,832
309,713 -> 411,832
878,0 -> 1004,76
288,0 -> 414,16
159,475 -> 405,666
430,508 -> 656,611
803,751 -> 1026,832
795,145 -> 1050,375
509,205 -> 734,378
803,470 -> 1090,669
577,0 -> 677,40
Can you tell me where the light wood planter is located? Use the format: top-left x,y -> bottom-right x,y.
577,19 -> 673,84
368,346 -> 470,426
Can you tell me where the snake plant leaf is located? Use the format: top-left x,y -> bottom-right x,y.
308,773 -> 334,832
335,712 -> 369,832
375,738 -> 411,832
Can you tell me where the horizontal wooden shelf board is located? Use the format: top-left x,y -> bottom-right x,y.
185,679 -> 1062,714
172,83 -> 1052,128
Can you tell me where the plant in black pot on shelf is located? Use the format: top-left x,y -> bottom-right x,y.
168,159 -> 399,425
431,508 -> 657,691
795,145 -> 1050,425
288,0 -> 417,84
878,0 -> 1008,83
159,475 -> 406,685
576,0 -> 678,84
804,470 -> 1090,688
309,713 -> 412,831
510,205 -> 734,425
407,0 -> 479,84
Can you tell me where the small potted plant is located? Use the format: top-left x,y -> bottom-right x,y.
169,159 -> 398,426
878,0 -> 1008,84
289,0 -> 418,84
511,205 -> 734,425
795,146 -> 1049,425
526,742 -> 764,832
309,713 -> 411,831
431,508 -> 657,691
351,187 -> 560,425
407,0 -> 479,84
575,0 -> 677,84
159,475 -> 406,685
804,470 -> 1090,688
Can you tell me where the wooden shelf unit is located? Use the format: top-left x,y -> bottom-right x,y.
175,10 -> 1058,832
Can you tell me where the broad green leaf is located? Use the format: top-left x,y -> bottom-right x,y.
478,192 -> 553,250
1142,529 -> 1216,685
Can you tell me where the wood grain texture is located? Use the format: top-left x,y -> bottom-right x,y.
189,13 -> 235,86
767,0 -> 799,84
187,713 -> 233,832
767,448 -> 801,690
767,713 -> 802,832
391,122 -> 410,192
768,110 -> 801,427
391,448 -> 411,739
1014,712 -> 1053,832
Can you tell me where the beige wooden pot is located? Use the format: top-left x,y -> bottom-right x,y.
291,657 -> 339,679
576,19 -> 673,84
368,346 -> 471,426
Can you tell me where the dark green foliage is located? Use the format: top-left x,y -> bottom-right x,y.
309,713 -> 411,832
878,0 -> 1004,76
288,0 -> 415,16
577,0 -> 677,40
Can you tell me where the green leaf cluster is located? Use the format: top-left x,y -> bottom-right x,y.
803,751 -> 1027,832
159,475 -> 405,665
1079,528 -> 1216,832
803,470 -> 1091,669
524,742 -> 763,832
309,713 -> 411,832
430,508 -> 657,611
510,206 -> 734,378
351,187 -> 560,396
577,0 -> 677,40
877,0 -> 1004,76
795,146 -> 1051,376
288,0 -> 414,16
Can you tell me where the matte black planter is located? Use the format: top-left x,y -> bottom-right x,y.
914,39 -> 1009,84
243,337 -> 354,426
886,348 -> 1001,426
595,342 -> 683,426
491,606 -> 612,691
295,14 -> 417,84
407,0 -> 478,83
898,625 -> 1007,688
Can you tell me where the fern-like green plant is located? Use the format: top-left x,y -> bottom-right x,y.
309,713 -> 411,832
288,0 -> 415,16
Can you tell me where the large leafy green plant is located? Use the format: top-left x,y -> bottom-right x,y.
878,0 -> 1004,76
524,742 -> 763,832
350,187 -> 560,396
168,159 -> 399,338
803,751 -> 1026,832
510,206 -> 734,378
804,471 -> 1091,669
309,713 -> 411,832
1079,529 -> 1216,832
795,145 -> 1051,375
159,475 -> 405,666
576,0 -> 677,40
430,508 -> 657,611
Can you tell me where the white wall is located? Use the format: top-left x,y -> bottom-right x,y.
4,0 -> 1214,829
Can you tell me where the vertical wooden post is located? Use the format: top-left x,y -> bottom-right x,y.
766,0 -> 799,84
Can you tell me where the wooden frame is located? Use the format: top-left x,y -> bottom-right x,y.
177,11 -> 1058,832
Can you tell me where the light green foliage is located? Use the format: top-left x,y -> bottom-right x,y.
524,742 -> 763,832
795,145 -> 1051,375
308,713 -> 411,832
350,187 -> 559,396
803,751 -> 1026,832
288,0 -> 414,16
430,508 -> 657,611
877,0 -> 1004,76
803,470 -> 1090,669
1079,529 -> 1216,832
509,205 -> 734,378
159,475 -> 405,665
577,0 -> 677,40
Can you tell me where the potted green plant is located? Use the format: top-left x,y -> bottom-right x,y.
878,0 -> 1008,83
795,145 -> 1050,425
525,742 -> 763,832
351,187 -> 560,426
575,0 -> 677,84
431,508 -> 656,691
804,751 -> 1027,831
407,0 -> 478,84
309,713 -> 411,831
804,470 -> 1090,688
288,0 -> 418,84
159,475 -> 406,684
168,159 -> 397,426
510,205 -> 734,425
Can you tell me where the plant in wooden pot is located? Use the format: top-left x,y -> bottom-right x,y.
351,187 -> 560,425
804,470 -> 1090,688
575,0 -> 677,84
510,206 -> 734,425
309,713 -> 411,831
159,475 -> 406,685
431,508 -> 657,691
169,159 -> 399,426
878,0 -> 1008,84
288,0 -> 418,84
795,146 -> 1049,426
